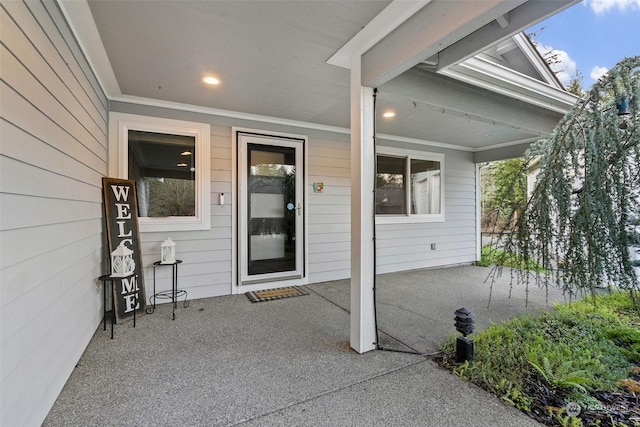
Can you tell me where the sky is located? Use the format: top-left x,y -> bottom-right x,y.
526,0 -> 640,89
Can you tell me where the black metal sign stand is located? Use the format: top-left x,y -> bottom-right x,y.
98,273 -> 138,339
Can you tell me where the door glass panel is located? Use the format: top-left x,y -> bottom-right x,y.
247,144 -> 296,276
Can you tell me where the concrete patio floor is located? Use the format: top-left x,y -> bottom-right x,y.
43,265 -> 568,426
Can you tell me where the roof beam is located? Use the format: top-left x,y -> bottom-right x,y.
361,0 -> 526,87
327,0 -> 432,69
473,141 -> 535,163
496,13 -> 510,29
435,0 -> 580,71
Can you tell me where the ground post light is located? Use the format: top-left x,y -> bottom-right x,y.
454,307 -> 475,362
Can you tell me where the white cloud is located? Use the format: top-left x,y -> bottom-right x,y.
538,45 -> 577,86
590,65 -> 609,81
587,0 -> 640,15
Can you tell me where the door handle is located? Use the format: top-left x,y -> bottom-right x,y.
296,203 -> 302,216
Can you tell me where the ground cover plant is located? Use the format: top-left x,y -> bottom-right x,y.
438,292 -> 640,426
477,245 -> 548,273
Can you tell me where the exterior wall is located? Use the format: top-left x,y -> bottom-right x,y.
109,102 -> 354,294
307,134 -> 352,282
376,141 -> 478,273
110,103 -> 478,294
137,119 -> 234,302
0,2 -> 108,426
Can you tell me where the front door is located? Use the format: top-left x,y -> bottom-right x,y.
238,133 -> 304,286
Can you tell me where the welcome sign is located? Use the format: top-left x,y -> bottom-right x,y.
102,177 -> 146,322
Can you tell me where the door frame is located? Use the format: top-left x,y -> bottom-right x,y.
231,127 -> 309,294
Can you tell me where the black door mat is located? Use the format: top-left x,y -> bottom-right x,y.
246,286 -> 309,303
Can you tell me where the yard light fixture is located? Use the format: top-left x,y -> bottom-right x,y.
454,307 -> 475,362
617,94 -> 631,130
617,95 -> 631,116
111,242 -> 135,277
161,237 -> 176,264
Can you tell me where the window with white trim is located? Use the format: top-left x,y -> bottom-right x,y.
109,113 -> 211,232
376,150 -> 444,222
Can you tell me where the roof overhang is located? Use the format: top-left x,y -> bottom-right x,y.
58,0 -> 580,159
440,55 -> 578,114
329,0 -> 580,88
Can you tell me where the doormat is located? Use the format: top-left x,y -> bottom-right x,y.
246,286 -> 308,303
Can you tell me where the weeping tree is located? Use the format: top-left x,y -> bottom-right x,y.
490,56 -> 640,302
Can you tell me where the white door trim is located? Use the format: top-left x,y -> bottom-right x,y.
231,127 -> 309,294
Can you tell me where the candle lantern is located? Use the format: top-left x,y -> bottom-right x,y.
111,242 -> 135,277
617,95 -> 632,130
161,238 -> 176,264
617,95 -> 631,116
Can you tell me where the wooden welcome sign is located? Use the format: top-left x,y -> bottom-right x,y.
102,177 -> 146,322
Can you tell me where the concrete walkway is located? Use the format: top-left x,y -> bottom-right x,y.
44,265 -> 567,426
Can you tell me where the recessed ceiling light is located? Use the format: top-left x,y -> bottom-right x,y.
176,163 -> 188,167
203,76 -> 220,85
181,151 -> 192,156
383,111 -> 396,118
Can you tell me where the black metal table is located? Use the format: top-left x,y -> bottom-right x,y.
98,272 -> 138,338
146,260 -> 188,320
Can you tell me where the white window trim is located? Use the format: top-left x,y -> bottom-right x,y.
109,112 -> 211,232
376,147 -> 445,224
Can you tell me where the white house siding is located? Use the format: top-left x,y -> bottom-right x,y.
109,103 -> 478,291
109,102 -> 355,293
375,142 -> 478,274
307,134 -> 352,282
0,1 -> 108,426
140,120 -> 234,301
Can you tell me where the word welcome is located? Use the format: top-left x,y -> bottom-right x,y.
102,177 -> 145,321
110,184 -> 140,314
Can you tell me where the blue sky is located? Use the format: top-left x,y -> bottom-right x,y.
526,0 -> 640,89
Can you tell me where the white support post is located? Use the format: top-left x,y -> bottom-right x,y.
350,56 -> 376,354
475,163 -> 482,262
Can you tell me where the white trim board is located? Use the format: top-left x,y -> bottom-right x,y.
231,127 -> 310,294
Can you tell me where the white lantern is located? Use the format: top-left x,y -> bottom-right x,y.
111,242 -> 135,277
161,238 -> 176,264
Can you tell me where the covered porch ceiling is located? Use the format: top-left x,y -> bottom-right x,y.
62,0 -> 579,159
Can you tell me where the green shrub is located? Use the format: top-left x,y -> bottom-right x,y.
477,245 -> 547,272
441,291 -> 640,412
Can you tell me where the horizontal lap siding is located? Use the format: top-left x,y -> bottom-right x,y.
375,148 -> 478,273
109,102 -> 240,298
0,2 -> 107,427
109,102 -> 481,285
138,123 -> 233,300
110,103 -> 355,288
307,134 -> 351,282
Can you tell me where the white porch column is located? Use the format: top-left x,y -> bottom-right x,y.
350,56 -> 376,354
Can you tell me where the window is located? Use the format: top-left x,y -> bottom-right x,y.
109,113 -> 210,232
376,150 -> 444,222
129,130 -> 196,218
